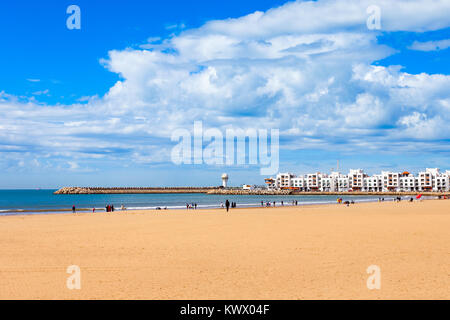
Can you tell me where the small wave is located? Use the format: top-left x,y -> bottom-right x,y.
0,209 -> 24,213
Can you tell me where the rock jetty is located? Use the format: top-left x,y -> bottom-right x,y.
54,187 -> 217,195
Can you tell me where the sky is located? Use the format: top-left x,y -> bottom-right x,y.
0,0 -> 449,188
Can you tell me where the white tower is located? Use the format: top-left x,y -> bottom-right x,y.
221,173 -> 229,188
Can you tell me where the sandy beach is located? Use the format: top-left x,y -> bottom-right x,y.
0,199 -> 449,300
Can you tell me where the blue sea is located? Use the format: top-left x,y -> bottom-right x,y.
0,189 -> 395,216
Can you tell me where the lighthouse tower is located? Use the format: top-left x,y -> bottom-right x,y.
221,173 -> 229,188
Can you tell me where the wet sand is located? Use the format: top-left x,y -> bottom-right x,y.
0,199 -> 449,299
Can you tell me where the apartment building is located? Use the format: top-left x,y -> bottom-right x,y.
264,178 -> 276,190
276,173 -> 295,189
418,169 -> 433,191
306,172 -> 322,191
398,172 -> 417,192
364,175 -> 383,192
266,168 -> 450,192
291,176 -> 306,190
348,169 -> 365,191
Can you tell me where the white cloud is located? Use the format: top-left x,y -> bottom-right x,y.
194,0 -> 450,38
1,0 -> 450,172
32,89 -> 49,96
409,39 -> 450,51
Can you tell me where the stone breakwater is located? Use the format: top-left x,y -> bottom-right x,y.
54,187 -> 217,195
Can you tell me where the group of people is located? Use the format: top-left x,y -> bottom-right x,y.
219,200 -> 238,212
337,198 -> 355,206
186,203 -> 198,210
72,204 -> 127,214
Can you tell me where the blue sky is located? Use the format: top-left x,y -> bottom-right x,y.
0,0 -> 287,105
0,0 -> 449,188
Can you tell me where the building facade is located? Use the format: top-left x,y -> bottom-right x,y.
267,168 -> 450,192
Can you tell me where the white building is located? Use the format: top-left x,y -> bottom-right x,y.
364,175 -> 383,192
418,169 -> 434,191
221,173 -> 229,188
266,167 -> 450,192
428,168 -> 450,192
348,169 -> 365,191
321,175 -> 332,192
291,176 -> 306,191
264,178 -> 276,190
399,173 -> 417,192
337,175 -> 350,192
382,171 -> 400,192
444,171 -> 450,192
276,173 -> 296,189
306,172 -> 322,191
326,172 -> 348,192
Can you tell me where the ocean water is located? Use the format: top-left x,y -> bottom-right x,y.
0,189 -> 395,216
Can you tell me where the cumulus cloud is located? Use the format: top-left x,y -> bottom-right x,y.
1,0 -> 450,172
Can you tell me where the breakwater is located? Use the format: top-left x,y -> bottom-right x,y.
54,187 -> 217,194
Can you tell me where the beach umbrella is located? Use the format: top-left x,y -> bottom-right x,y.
416,194 -> 423,199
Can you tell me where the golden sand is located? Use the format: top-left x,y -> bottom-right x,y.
0,200 -> 449,299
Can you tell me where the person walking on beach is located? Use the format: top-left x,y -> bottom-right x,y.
225,200 -> 230,212
93,208 -> 95,213
72,205 -> 76,214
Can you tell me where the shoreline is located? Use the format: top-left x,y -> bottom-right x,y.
0,195 -> 441,217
